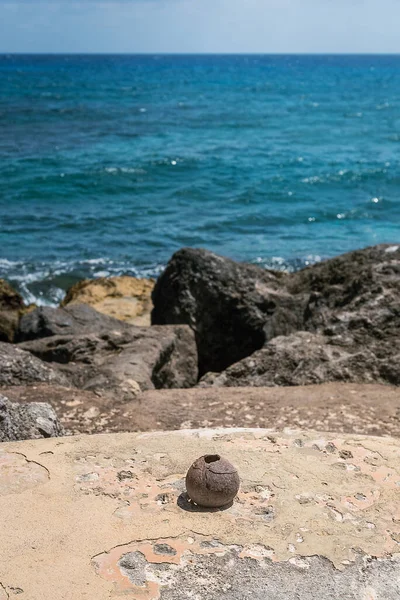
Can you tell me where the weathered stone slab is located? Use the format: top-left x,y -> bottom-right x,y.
16,305 -> 198,398
0,428 -> 399,599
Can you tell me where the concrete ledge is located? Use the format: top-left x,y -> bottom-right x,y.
1,428 -> 400,599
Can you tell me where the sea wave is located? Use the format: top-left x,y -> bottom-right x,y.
0,258 -> 165,306
0,255 -> 322,307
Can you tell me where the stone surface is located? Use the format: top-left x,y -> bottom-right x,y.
151,247 -> 301,376
0,279 -> 26,343
0,342 -> 70,387
3,382 -> 400,437
0,393 -> 63,442
61,276 -> 155,327
0,428 -> 399,599
19,323 -> 198,399
134,383 -> 400,437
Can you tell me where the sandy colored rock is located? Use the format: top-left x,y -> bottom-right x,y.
61,276 -> 155,326
0,384 -> 118,436
3,382 -> 400,438
0,428 -> 400,599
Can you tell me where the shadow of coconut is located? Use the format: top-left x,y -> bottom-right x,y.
177,491 -> 233,513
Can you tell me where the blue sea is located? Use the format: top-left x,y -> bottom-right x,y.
1,54 -> 400,305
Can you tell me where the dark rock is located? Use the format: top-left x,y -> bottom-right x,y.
15,304 -> 126,343
12,304 -> 197,399
154,244 -> 400,387
0,279 -> 26,342
19,323 -> 198,399
290,244 -> 400,346
0,342 -> 70,387
152,248 -> 306,376
0,393 -> 64,442
198,332 -> 388,388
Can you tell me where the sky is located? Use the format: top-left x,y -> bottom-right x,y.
1,0 -> 399,54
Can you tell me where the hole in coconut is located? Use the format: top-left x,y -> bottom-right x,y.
204,455 -> 220,464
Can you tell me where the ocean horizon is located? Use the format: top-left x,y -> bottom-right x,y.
3,52 -> 400,55
1,53 -> 399,305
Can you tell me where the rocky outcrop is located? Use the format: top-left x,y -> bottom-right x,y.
0,279 -> 26,342
3,243 -> 400,400
61,276 -> 154,326
152,248 -> 304,376
199,331 -> 393,387
153,244 -> 400,387
0,393 -> 63,442
0,342 -> 70,387
18,307 -> 198,399
15,304 -> 127,342
290,243 -> 400,349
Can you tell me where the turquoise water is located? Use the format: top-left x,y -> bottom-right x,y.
1,54 -> 400,304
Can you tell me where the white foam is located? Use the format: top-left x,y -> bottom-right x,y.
0,257 -> 167,307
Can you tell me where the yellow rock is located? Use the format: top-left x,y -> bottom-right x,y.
61,276 -> 155,326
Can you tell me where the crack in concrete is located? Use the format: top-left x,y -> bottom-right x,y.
0,450 -> 51,497
9,452 -> 51,478
91,533 -> 186,562
28,460 -> 50,478
351,444 -> 389,461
